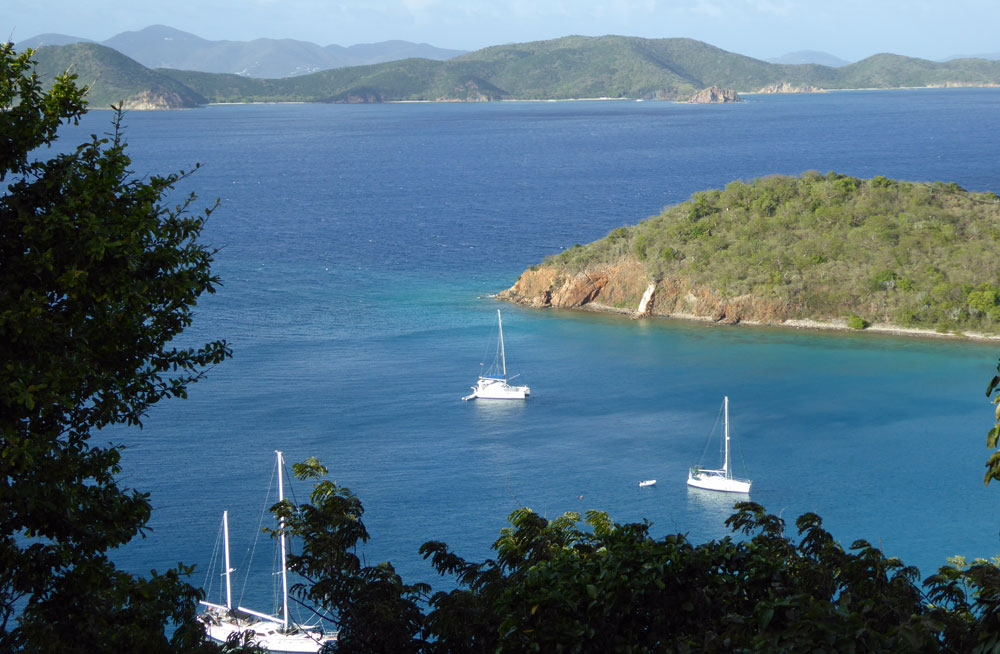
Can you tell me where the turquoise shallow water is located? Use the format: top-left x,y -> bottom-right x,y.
60,90 -> 1000,618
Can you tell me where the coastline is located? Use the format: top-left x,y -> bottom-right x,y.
507,298 -> 1000,343
201,84 -> 1000,109
732,315 -> 1000,342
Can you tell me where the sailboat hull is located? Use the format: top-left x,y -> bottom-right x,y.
472,377 -> 530,400
687,469 -> 751,493
201,613 -> 336,653
466,310 -> 530,400
687,397 -> 751,493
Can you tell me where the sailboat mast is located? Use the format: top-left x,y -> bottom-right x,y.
497,309 -> 507,380
722,396 -> 730,477
223,510 -> 233,610
276,451 -> 289,630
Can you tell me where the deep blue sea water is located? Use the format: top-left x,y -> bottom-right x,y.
55,89 -> 1000,621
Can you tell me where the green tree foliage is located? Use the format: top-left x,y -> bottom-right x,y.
546,172 -> 1000,333
984,360 -> 1000,487
848,314 -> 871,330
0,45 -> 233,652
968,284 -> 1000,322
278,457 -> 1000,653
274,459 -> 430,654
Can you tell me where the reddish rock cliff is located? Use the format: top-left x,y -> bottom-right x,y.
498,257 -> 793,324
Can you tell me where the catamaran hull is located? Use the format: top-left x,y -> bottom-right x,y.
465,310 -> 530,400
687,471 -> 751,493
471,378 -> 530,400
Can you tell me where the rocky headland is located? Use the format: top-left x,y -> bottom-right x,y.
121,89 -> 201,110
495,173 -> 1000,342
497,258 -> 1000,341
687,86 -> 742,103
499,258 -> 790,323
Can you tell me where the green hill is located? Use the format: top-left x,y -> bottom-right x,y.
161,35 -> 856,102
22,36 -> 1000,107
32,43 -> 205,108
162,36 -> 1000,103
838,53 -> 1000,88
522,173 -> 1000,335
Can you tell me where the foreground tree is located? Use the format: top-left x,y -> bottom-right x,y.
1,45 -> 232,651
984,360 -> 1000,485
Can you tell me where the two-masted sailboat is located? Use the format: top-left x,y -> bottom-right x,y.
199,451 -> 336,653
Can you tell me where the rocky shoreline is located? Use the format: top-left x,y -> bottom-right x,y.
497,261 -> 1000,342
687,86 -> 742,103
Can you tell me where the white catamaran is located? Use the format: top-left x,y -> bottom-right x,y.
199,451 -> 336,653
463,309 -> 530,400
687,397 -> 752,494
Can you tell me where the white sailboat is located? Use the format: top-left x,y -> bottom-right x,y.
199,451 -> 336,653
463,309 -> 530,400
687,397 -> 751,494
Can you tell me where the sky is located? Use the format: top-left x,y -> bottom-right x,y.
5,0 -> 999,63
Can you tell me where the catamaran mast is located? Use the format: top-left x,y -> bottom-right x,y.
497,309 -> 507,380
223,510 -> 233,609
722,396 -> 730,478
276,451 -> 289,630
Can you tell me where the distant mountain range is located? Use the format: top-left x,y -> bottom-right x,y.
20,34 -> 1000,110
766,50 -> 852,67
943,52 -> 1000,62
766,49 -> 1000,67
16,25 -> 467,78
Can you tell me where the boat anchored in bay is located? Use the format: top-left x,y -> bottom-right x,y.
199,451 -> 336,652
687,396 -> 751,494
463,309 -> 530,400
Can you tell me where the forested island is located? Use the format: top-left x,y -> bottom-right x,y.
500,172 -> 1000,338
23,35 -> 1000,108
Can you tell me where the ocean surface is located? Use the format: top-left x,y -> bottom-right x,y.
56,89 -> 1000,622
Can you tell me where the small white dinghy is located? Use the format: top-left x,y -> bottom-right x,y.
638,479 -> 657,487
687,396 -> 751,494
463,309 -> 530,400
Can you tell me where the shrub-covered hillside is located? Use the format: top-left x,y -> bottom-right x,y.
546,172 -> 1000,333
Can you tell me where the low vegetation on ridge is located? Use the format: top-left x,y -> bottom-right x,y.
546,172 -> 1000,333
31,42 -> 207,108
158,37 -> 1000,104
